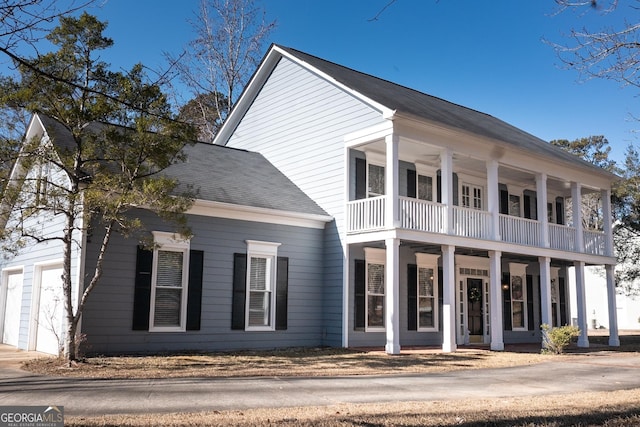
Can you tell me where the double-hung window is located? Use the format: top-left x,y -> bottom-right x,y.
364,248 -> 385,330
149,232 -> 190,332
509,263 -> 527,331
416,253 -> 439,331
245,240 -> 281,330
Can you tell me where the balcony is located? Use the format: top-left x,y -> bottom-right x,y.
346,196 -> 608,256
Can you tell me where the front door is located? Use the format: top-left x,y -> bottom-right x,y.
467,278 -> 483,342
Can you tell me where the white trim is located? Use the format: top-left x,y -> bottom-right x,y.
244,240 -> 281,331
187,199 -> 332,229
28,259 -> 64,352
0,266 -> 24,347
148,233 -> 191,333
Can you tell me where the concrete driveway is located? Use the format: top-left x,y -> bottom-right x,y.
0,345 -> 639,416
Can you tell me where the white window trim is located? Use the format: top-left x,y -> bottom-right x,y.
149,231 -> 190,332
416,253 -> 439,332
366,151 -> 386,198
245,240 -> 281,331
364,247 -> 385,332
461,182 -> 484,210
509,262 -> 528,331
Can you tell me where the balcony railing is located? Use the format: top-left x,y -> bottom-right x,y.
346,196 -> 609,256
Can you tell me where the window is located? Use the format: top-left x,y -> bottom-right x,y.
243,241 -> 281,330
368,164 -> 385,197
149,232 -> 190,332
462,184 -> 483,210
364,248 -> 385,330
417,174 -> 433,201
509,263 -> 527,330
509,194 -> 521,217
34,161 -> 50,206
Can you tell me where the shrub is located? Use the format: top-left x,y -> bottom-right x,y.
541,324 -> 580,354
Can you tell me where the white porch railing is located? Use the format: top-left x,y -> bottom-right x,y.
399,197 -> 445,233
346,198 -> 611,257
584,229 -> 606,256
451,206 -> 492,239
499,214 -> 540,247
549,223 -> 576,252
346,196 -> 386,232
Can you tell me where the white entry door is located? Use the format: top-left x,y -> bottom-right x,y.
35,266 -> 64,355
2,270 -> 23,347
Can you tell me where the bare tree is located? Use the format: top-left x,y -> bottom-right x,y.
170,0 -> 275,142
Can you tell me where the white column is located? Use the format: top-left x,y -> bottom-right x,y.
487,160 -> 500,241
539,256 -> 552,329
536,173 -> 549,248
441,244 -> 456,352
606,264 -> 620,347
342,147 -> 350,348
489,250 -> 504,351
572,182 -> 584,252
574,261 -> 589,347
602,189 -> 614,256
440,148 -> 453,234
385,237 -> 400,354
386,134 -> 400,229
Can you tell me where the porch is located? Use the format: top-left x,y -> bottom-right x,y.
347,196 -> 608,256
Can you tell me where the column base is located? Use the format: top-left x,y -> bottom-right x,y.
490,342 -> 504,351
385,343 -> 401,355
577,336 -> 590,348
609,337 -> 620,347
442,342 -> 457,353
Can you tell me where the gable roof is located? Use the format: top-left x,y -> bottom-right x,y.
165,142 -> 328,217
217,44 -> 617,179
31,113 -> 328,218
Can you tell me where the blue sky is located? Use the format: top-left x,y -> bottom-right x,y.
42,1 -> 640,162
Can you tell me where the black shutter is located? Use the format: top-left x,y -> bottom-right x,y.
186,250 -> 204,331
275,256 -> 289,330
355,157 -> 367,199
438,267 -> 444,330
132,246 -> 153,330
354,259 -> 366,330
499,184 -> 509,215
502,272 -> 512,331
407,264 -> 417,331
452,172 -> 459,206
526,274 -> 534,331
407,169 -> 417,199
559,277 -> 568,325
231,253 -> 247,330
436,170 -> 441,203
556,197 -> 564,225
524,193 -> 532,219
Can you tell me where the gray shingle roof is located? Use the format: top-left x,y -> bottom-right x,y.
37,114 -> 327,217
166,142 -> 328,216
276,45 -> 615,177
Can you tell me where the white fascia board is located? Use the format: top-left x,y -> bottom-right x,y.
344,121 -> 395,148
188,199 -> 333,229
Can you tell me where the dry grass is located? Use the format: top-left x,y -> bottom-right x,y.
66,389 -> 640,426
23,334 -> 640,426
22,346 -> 552,379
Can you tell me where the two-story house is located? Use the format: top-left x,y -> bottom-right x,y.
214,44 -> 620,353
0,44 -> 619,355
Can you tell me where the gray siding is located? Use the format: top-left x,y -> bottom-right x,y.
0,209 -> 80,351
80,210 -> 326,354
225,57 -> 385,346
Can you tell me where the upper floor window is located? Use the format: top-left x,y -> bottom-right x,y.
368,164 -> 385,197
418,174 -> 433,201
462,184 -> 483,210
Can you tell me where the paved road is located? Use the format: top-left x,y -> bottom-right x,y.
0,346 -> 639,416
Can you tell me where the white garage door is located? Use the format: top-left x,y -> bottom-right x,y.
2,270 -> 23,347
35,266 -> 64,355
